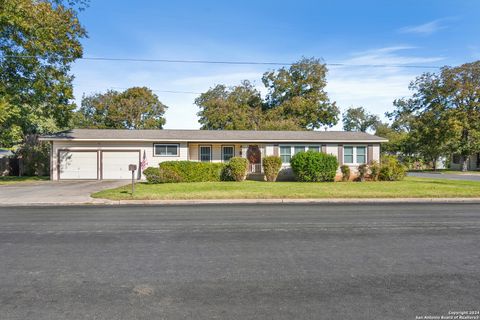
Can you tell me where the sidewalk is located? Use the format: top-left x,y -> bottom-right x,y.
2,197 -> 480,206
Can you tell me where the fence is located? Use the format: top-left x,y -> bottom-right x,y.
0,158 -> 20,176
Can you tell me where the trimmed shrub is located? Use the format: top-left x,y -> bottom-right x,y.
143,166 -> 182,183
262,156 -> 282,182
369,160 -> 380,181
379,156 -> 407,181
159,161 -> 224,182
340,165 -> 350,182
143,167 -> 162,183
222,157 -> 248,182
357,164 -> 368,182
290,151 -> 338,182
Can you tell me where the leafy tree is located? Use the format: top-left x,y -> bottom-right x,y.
73,90 -> 118,128
0,98 -> 22,147
16,134 -> 51,176
196,81 -> 263,130
262,57 -> 339,129
74,87 -> 168,129
195,58 -> 339,131
0,0 -> 87,146
441,61 -> 480,171
389,61 -> 480,171
342,106 -> 380,132
374,122 -> 411,156
110,87 -> 167,129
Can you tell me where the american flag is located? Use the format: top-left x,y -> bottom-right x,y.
140,150 -> 148,170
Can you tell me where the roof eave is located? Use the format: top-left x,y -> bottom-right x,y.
39,137 -> 389,143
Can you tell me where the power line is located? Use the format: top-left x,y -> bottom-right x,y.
1,54 -> 443,69
73,84 -> 202,95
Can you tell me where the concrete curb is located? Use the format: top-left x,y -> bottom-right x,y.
3,197 -> 480,207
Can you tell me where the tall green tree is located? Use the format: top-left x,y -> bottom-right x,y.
262,57 -> 339,129
0,0 -> 87,147
342,106 -> 380,132
195,58 -> 339,131
74,87 -> 168,129
196,81 -> 263,130
390,61 -> 480,171
374,121 -> 413,157
441,61 -> 480,171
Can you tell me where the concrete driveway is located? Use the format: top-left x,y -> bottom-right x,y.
408,172 -> 480,181
0,180 -> 128,205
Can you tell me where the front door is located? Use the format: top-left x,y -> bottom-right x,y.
247,145 -> 261,173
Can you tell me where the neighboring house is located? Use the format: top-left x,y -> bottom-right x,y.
39,129 -> 387,181
449,153 -> 480,171
0,150 -> 13,158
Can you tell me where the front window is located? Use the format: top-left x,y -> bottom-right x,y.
154,144 -> 179,156
344,146 -> 354,163
199,146 -> 211,162
356,146 -> 366,164
344,146 -> 367,164
222,146 -> 234,162
308,146 -> 320,152
280,146 -> 291,163
294,146 -> 305,155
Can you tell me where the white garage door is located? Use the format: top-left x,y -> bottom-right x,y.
102,151 -> 139,180
59,151 -> 98,180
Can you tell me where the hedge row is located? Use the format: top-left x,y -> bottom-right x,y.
144,161 -> 224,183
143,154 -> 406,184
143,158 -> 249,184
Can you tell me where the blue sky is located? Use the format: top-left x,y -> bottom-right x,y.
72,0 -> 480,129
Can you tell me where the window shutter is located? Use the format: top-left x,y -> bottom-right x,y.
367,145 -> 373,164
338,145 -> 343,165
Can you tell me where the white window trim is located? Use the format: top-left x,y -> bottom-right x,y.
343,145 -> 367,165
199,145 -> 212,162
279,145 -> 322,164
153,143 -> 179,157
221,145 -> 235,162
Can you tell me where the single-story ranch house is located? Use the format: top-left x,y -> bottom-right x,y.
40,129 -> 388,181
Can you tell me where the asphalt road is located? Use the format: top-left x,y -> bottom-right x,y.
408,171 -> 480,181
0,204 -> 479,320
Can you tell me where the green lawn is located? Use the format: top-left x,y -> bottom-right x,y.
0,176 -> 49,185
92,177 -> 480,200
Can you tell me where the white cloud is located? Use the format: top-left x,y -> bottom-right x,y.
343,46 -> 444,66
325,46 -> 447,129
398,18 -> 449,35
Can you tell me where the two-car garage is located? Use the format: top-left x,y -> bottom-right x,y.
58,150 -> 140,180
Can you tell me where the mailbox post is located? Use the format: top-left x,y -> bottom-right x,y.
129,164 -> 137,195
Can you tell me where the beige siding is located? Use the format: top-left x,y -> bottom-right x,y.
265,145 -> 275,157
326,144 -> 338,156
212,145 -> 222,163
187,143 -> 242,162
50,140 -> 384,181
188,143 -> 197,160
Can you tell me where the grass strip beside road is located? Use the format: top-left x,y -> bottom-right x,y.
92,177 -> 480,200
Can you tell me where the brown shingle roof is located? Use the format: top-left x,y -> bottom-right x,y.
40,129 -> 388,142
